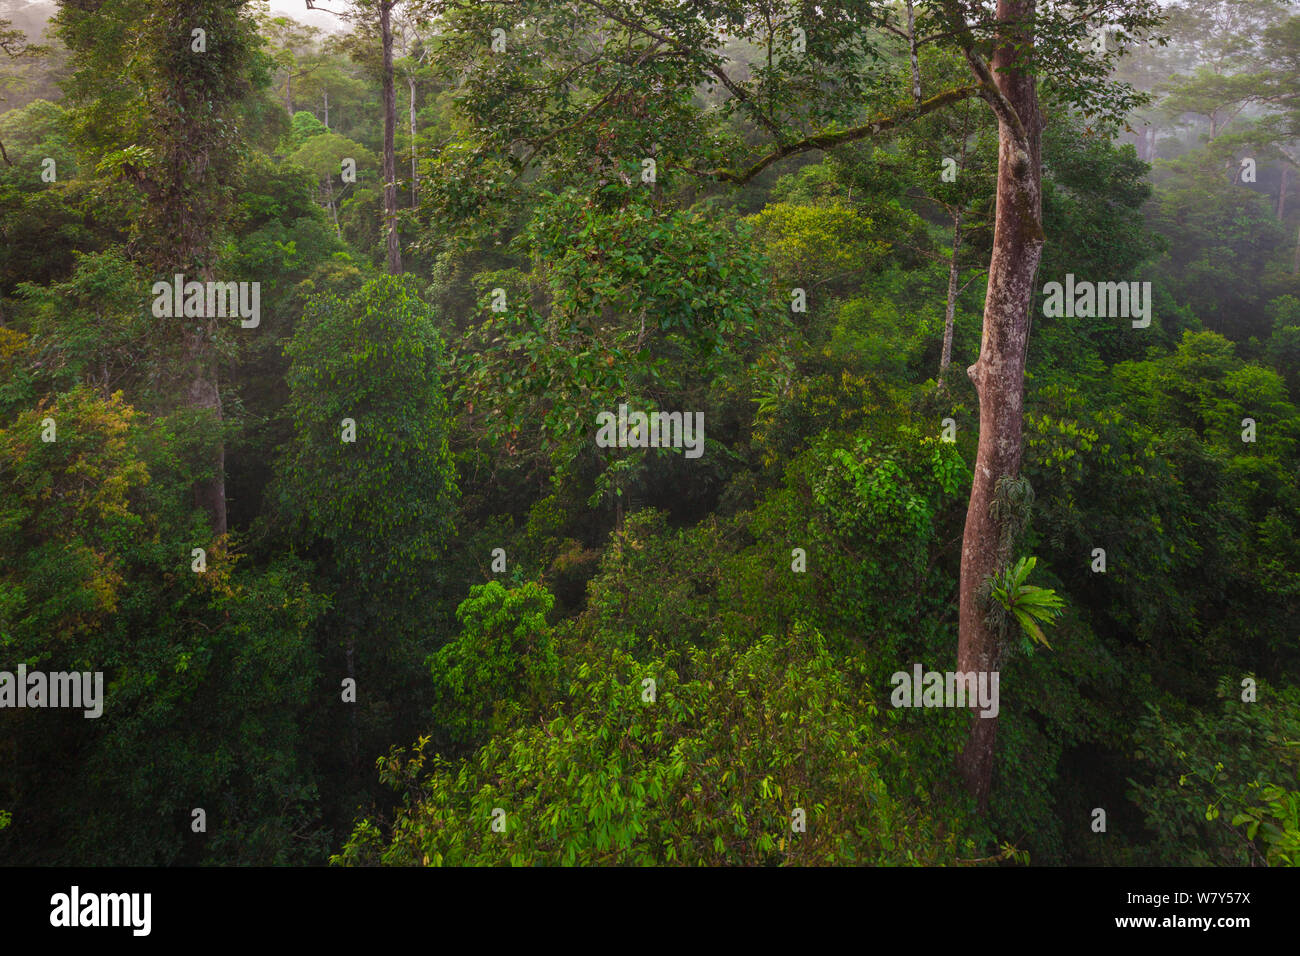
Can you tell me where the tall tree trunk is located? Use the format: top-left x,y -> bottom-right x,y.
60,0 -> 247,538
955,0 -> 1045,812
939,209 -> 963,388
381,0 -> 402,274
905,0 -> 921,105
285,72 -> 293,115
1139,124 -> 1155,163
326,171 -> 341,236
146,2 -> 243,537
1277,164 -> 1287,220
323,88 -> 330,129
409,74 -> 418,208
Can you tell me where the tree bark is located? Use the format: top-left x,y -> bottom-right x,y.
381,0 -> 402,274
326,170 -> 341,236
939,209 -> 963,388
906,0 -> 921,105
955,0 -> 1045,812
409,73 -> 418,208
1138,124 -> 1155,163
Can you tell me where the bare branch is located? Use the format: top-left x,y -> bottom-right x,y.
677,84 -> 983,185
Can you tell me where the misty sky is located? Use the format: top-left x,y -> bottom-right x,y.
266,0 -> 344,32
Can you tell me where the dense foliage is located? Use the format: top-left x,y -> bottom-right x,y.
0,0 -> 1296,867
